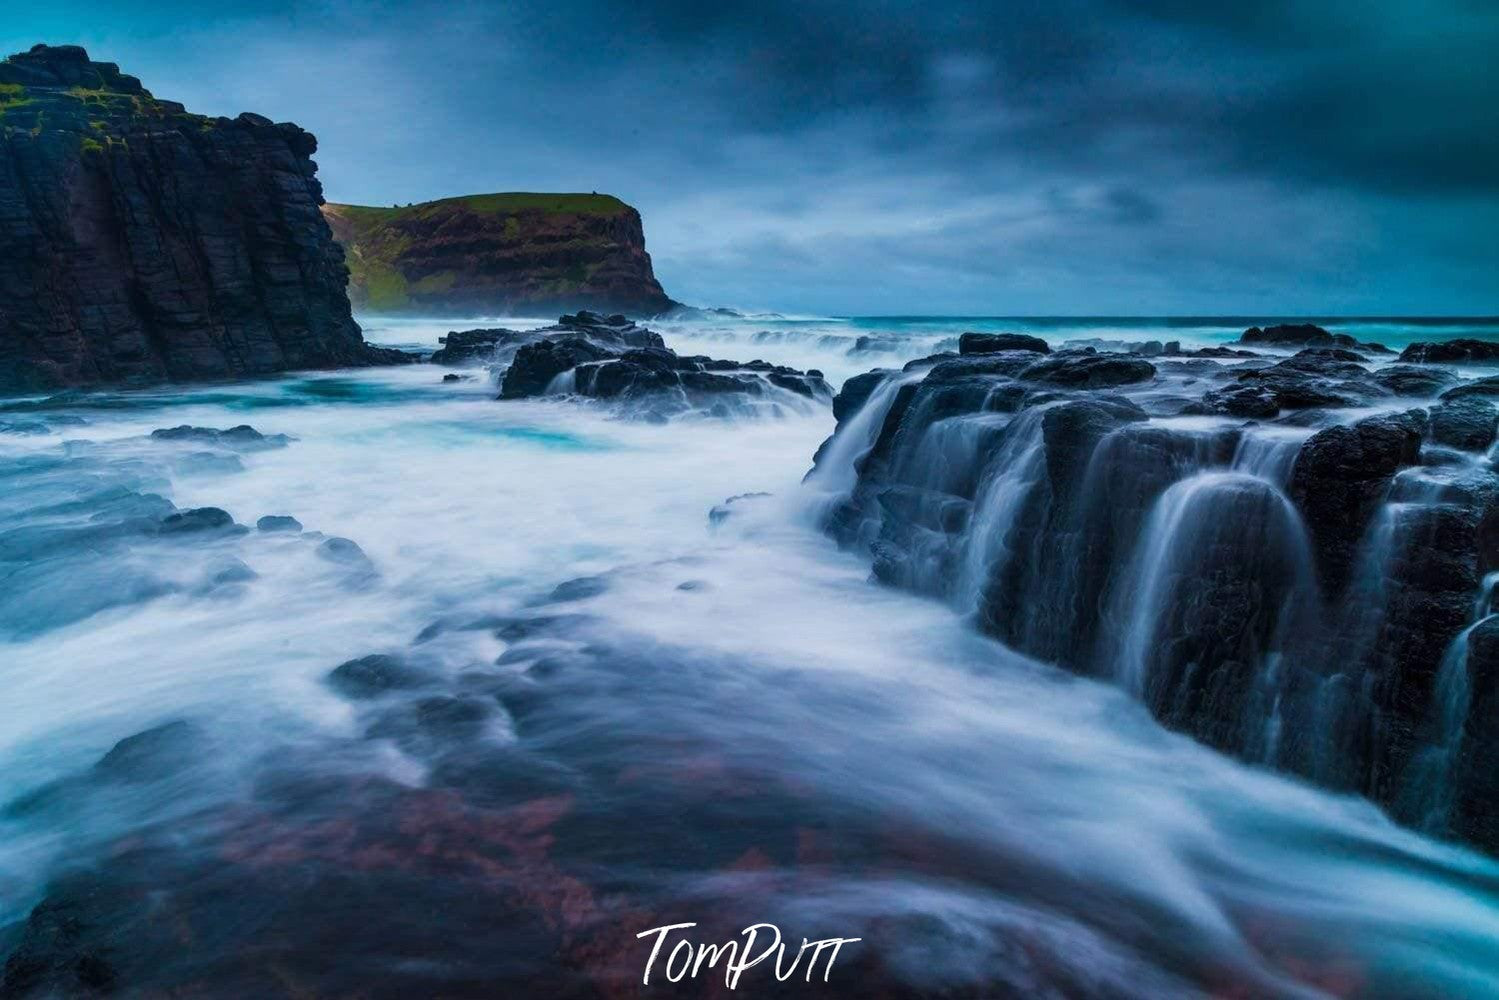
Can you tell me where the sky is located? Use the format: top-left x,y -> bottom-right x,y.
5,0 -> 1498,315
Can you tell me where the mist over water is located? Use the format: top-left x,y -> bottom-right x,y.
3,314 -> 1499,996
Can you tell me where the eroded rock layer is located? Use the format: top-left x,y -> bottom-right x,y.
0,44 -> 403,391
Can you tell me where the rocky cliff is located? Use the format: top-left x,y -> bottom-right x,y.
0,44 -> 403,391
323,193 -> 676,317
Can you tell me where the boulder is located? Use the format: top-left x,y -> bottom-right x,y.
1400,339 -> 1499,364
1019,354 -> 1156,389
1429,398 -> 1499,452
1288,412 -> 1424,594
499,337 -> 614,399
959,332 -> 1050,355
157,507 -> 237,535
1441,376 -> 1499,402
327,654 -> 431,699
1374,364 -> 1460,398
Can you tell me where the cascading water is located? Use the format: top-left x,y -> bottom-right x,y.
1402,571 -> 1499,833
805,369 -> 924,499
1106,472 -> 1317,755
1230,426 -> 1310,487
953,406 -> 1051,614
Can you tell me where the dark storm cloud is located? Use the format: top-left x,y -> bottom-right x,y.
4,0 -> 1497,311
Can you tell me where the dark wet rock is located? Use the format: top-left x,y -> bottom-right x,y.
959,332 -> 1049,355
441,372 -> 468,382
850,334 -> 903,354
367,695 -> 495,754
494,614 -> 593,642
412,613 -> 514,644
1454,618 -> 1499,850
833,373 -> 887,425
429,328 -> 529,366
1288,412 -> 1424,595
1237,323 -> 1364,351
1170,345 -> 1259,358
93,720 -> 203,783
709,491 -> 772,527
0,45 -> 410,391
1190,384 -> 1280,418
1429,398 -> 1499,452
149,425 -> 292,450
1295,347 -> 1369,363
500,321 -> 830,418
1191,352 -> 1382,416
1374,364 -> 1460,398
541,576 -> 609,604
255,514 -> 302,533
498,337 -> 614,398
0,873 -> 122,995
1019,353 -> 1156,389
1400,339 -> 1499,364
203,557 -> 257,587
814,347 -> 1499,854
316,536 -> 374,571
676,579 -> 710,592
1061,337 -> 1175,356
1440,375 -> 1499,402
327,654 -> 432,699
157,507 -> 237,535
3,720 -> 206,819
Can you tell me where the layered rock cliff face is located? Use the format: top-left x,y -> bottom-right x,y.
0,44 -> 402,391
323,194 -> 676,317
810,328 -> 1499,853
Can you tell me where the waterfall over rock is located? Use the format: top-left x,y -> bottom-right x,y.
810,333 -> 1499,854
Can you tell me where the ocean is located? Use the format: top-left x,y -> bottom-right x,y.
1,313 -> 1497,995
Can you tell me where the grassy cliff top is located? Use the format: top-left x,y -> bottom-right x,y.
327,193 -> 634,224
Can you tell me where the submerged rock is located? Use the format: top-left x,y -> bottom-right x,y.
157,507 -> 239,535
150,425 -> 292,450
327,654 -> 432,699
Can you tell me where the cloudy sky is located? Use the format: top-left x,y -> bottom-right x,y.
6,0 -> 1498,314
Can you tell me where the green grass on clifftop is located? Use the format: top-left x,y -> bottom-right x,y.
330,192 -> 632,224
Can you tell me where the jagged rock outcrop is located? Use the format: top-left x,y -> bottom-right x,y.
323,194 -> 676,317
495,313 -> 830,420
0,44 -> 407,391
811,338 -> 1499,854
1236,323 -> 1391,354
1401,338 -> 1499,364
429,311 -> 664,368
